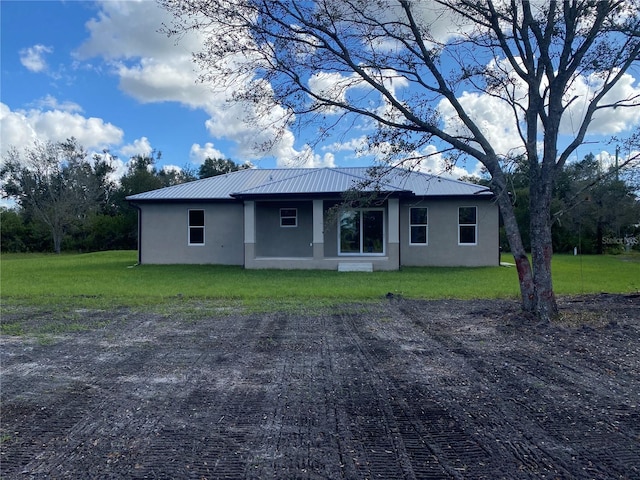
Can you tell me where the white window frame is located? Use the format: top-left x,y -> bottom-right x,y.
458,206 -> 477,246
188,209 -> 205,246
409,207 -> 428,245
280,208 -> 298,227
338,208 -> 386,256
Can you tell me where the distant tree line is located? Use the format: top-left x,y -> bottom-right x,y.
463,153 -> 640,255
1,138 -> 248,253
2,139 -> 637,255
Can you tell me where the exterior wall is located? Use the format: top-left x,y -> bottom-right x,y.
399,197 -> 499,267
138,202 -> 244,265
245,198 -> 400,270
254,201 -> 313,257
320,199 -> 400,271
137,195 -> 498,269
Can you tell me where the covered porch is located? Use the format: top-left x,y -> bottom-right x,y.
242,198 -> 401,271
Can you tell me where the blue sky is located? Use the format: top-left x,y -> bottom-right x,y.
1,0 -> 310,176
2,1 -> 639,181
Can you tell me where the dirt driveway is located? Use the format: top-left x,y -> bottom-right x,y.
1,295 -> 639,479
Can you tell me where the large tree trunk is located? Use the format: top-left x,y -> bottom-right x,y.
51,225 -> 63,254
489,169 -> 535,314
529,172 -> 559,323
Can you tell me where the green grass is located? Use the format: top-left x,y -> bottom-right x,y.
1,251 -> 638,314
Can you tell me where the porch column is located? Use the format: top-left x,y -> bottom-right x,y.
388,198 -> 400,268
312,199 -> 324,261
244,201 -> 255,267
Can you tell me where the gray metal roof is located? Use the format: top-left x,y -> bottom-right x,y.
126,167 -> 491,201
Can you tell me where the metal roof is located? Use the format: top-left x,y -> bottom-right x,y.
126,167 -> 491,201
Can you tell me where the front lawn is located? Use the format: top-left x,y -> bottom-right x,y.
1,251 -> 637,311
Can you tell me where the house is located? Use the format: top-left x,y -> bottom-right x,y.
126,167 -> 499,270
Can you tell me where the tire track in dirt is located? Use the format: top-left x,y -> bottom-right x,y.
336,309 -> 496,479
394,299 -> 640,479
1,297 -> 639,479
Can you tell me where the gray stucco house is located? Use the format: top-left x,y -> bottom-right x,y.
126,166 -> 499,270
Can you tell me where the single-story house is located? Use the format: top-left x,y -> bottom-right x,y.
126,166 -> 499,270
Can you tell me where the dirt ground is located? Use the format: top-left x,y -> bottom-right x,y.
1,294 -> 639,479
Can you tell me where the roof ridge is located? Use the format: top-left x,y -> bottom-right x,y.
330,166 -> 409,191
233,168 -> 320,194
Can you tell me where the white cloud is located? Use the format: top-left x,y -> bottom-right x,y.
438,57 -> 640,159
0,102 -> 123,158
439,91 -> 526,158
33,95 -> 83,113
412,145 -> 481,179
120,137 -> 153,158
76,0 -> 184,61
190,143 -> 226,165
0,103 -> 38,156
64,0 -> 640,175
161,164 -> 182,173
281,145 -> 335,168
19,44 -> 53,73
116,58 -> 210,107
308,72 -> 357,114
563,71 -> 640,135
76,1 -> 210,107
321,134 -> 476,177
322,136 -> 369,156
75,0 -> 316,169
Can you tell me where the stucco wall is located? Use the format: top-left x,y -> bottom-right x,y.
254,201 -> 313,258
399,197 -> 499,267
136,196 -> 498,268
138,202 -> 244,264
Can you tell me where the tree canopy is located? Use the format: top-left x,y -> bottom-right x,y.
1,141 -> 198,253
160,0 -> 640,322
198,157 -> 251,178
1,139 -> 110,253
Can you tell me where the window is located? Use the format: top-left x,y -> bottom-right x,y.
458,206 -> 477,245
188,209 -> 205,245
339,209 -> 384,255
280,208 -> 297,227
410,207 -> 428,245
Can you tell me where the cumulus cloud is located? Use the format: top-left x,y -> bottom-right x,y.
563,71 -> 640,135
76,1 -> 209,106
438,58 -> 640,158
322,136 -> 369,156
75,1 -> 318,168
0,102 -> 123,157
320,134 -> 476,177
0,103 -> 37,155
19,44 -> 53,73
189,143 -> 226,165
280,144 -> 336,168
308,72 -> 357,114
33,95 -> 83,113
161,164 -> 183,173
116,58 -> 210,107
120,137 -> 153,158
60,0 -> 640,171
411,145 -> 481,179
438,91 -> 526,158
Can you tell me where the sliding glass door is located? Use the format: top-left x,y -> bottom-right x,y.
339,209 -> 384,255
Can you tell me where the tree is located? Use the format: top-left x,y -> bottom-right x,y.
1,138 -> 106,253
111,153 -> 199,249
0,208 -> 27,252
554,153 -> 640,253
161,0 -> 640,322
198,157 -> 250,179
116,152 -> 197,197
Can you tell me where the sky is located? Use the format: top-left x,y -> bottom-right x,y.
1,0 -> 639,182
